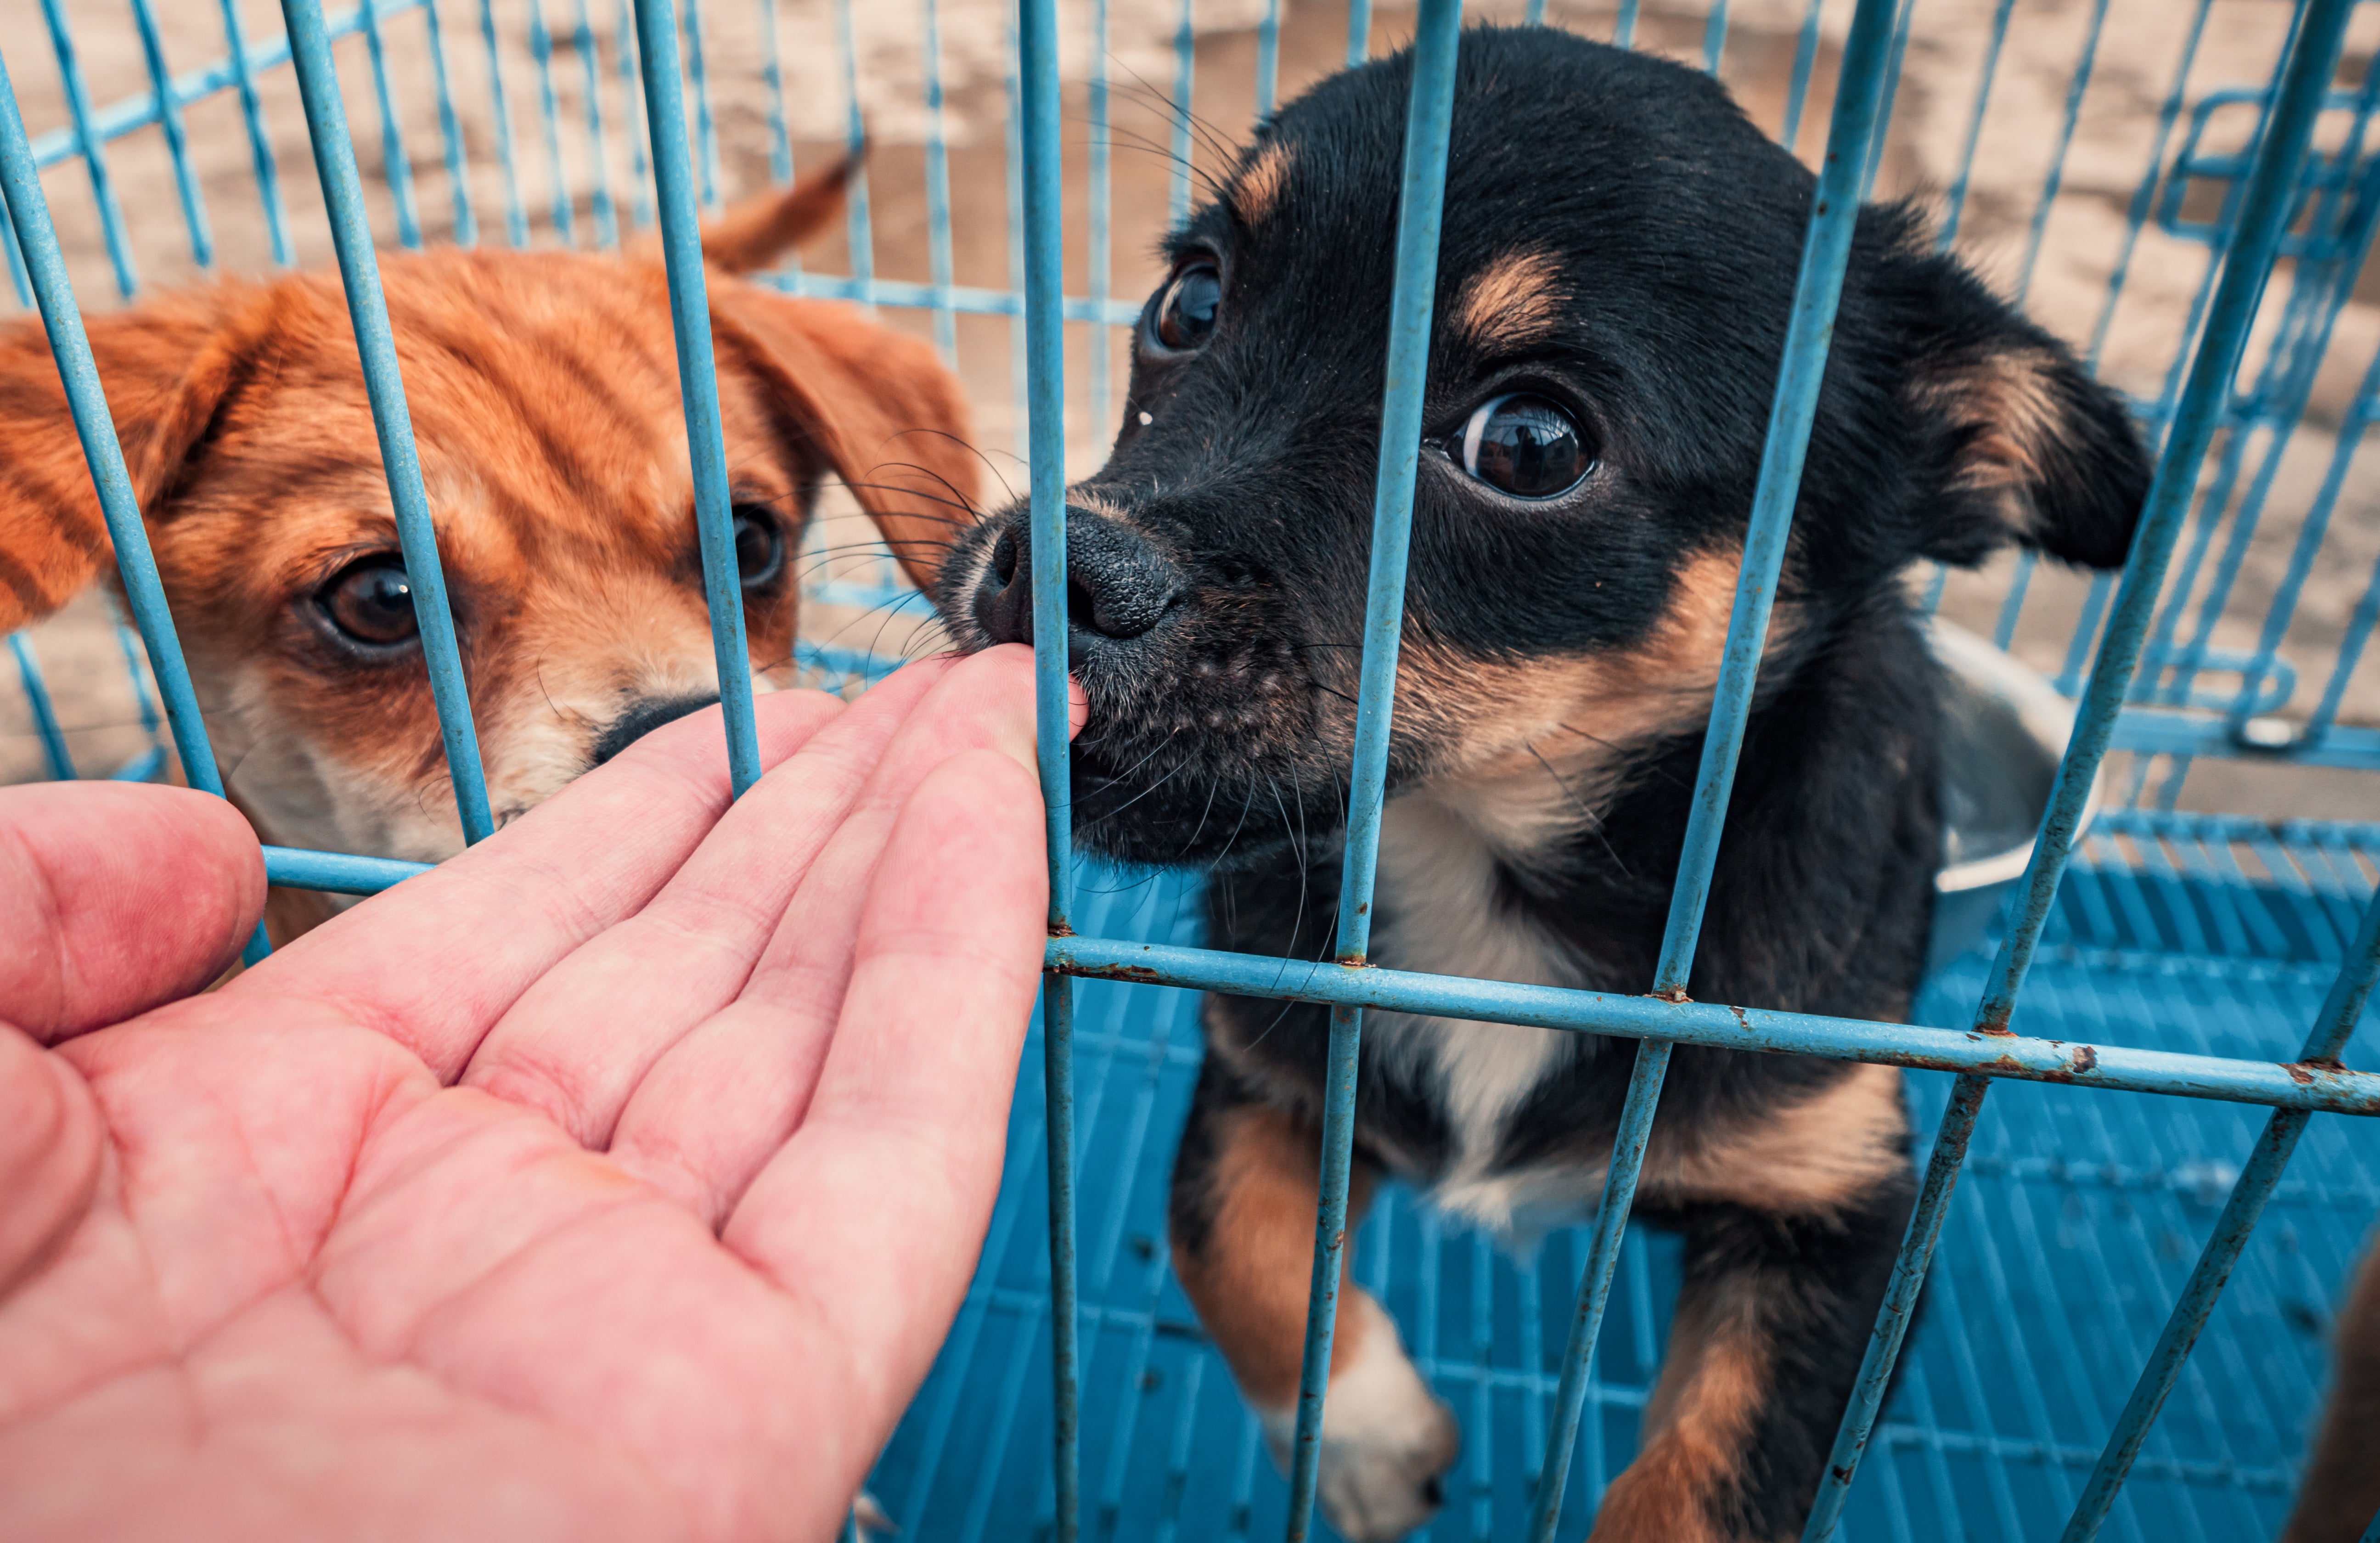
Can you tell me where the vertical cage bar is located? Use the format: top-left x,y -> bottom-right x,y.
1256,0 -> 1281,115
1529,0 -> 1905,1534
2229,337 -> 2380,731
281,0 -> 495,845
2085,0 -> 2217,366
630,0 -> 762,797
1346,0 -> 1371,68
527,0 -> 578,245
616,0 -> 653,229
38,0 -> 139,298
221,0 -> 298,267
116,622 -> 163,745
360,0 -> 424,250
1283,3 -> 1461,1538
7,632 -> 75,782
924,0 -> 960,359
423,0 -> 479,247
1858,0 -> 1919,201
477,0 -> 531,245
1779,0 -> 1826,152
1170,0 -> 1196,230
754,0 -> 791,188
0,53 -> 269,963
3,194 -> 29,308
1082,0 -> 1108,411
1701,0 -> 1731,75
2167,72 -> 2380,712
572,0 -> 619,248
835,0 -> 873,302
1802,1 -> 2357,1530
1017,0 -> 1077,1534
1935,0 -> 2015,248
1613,0 -> 1639,50
1004,11 -> 1029,466
2312,546 -> 2380,741
2057,569 -> 2115,694
2013,0 -> 2114,304
2058,880 -> 2380,1540
1980,0 -> 2348,1041
126,0 -> 215,268
681,0 -> 719,210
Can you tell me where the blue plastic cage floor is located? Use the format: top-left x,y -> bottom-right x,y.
864,810 -> 2380,1543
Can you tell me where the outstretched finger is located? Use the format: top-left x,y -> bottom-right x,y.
605,645 -> 1069,1222
723,744 -> 1050,1464
236,689 -> 845,1080
459,656 -> 957,1145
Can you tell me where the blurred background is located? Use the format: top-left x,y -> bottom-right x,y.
8,0 -> 2380,824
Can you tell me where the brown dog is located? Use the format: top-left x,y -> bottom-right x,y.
0,160 -> 971,931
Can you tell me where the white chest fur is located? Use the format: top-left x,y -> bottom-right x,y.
1366,785 -> 1599,1239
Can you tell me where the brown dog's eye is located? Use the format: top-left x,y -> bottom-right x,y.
732,505 -> 784,588
1150,263 -> 1221,353
1458,393 -> 1596,500
318,559 -> 420,649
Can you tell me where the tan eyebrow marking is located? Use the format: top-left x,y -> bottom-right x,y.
1229,141 -> 1293,225
1452,248 -> 1566,350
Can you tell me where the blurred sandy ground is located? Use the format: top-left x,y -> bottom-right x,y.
3,0 -> 2377,819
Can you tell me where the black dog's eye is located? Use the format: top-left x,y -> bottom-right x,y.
732,505 -> 784,588
318,558 -> 419,649
1150,263 -> 1221,353
1457,394 -> 1596,499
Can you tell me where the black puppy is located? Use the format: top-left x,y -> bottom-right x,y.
941,27 -> 2148,1542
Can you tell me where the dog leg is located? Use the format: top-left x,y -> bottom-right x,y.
1590,1174 -> 1914,1543
2280,1235 -> 2380,1543
1170,1058 -> 1457,1542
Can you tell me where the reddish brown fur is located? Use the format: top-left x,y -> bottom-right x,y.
1229,143 -> 1295,227
1168,1101 -> 1380,1408
1450,248 -> 1565,352
2283,1237 -> 2380,1543
1592,1283 -> 1772,1543
0,169 -> 977,903
1910,345 -> 2068,543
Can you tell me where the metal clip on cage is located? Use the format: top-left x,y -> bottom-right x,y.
3,1 -> 2380,1539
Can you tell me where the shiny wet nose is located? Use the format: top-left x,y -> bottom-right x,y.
973,505 -> 1186,655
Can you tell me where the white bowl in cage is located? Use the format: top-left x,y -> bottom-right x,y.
1924,617 -> 2105,979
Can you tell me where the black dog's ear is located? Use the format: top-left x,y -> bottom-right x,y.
1880,245 -> 2152,571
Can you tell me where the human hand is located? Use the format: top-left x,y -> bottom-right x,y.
0,645 -> 1075,1542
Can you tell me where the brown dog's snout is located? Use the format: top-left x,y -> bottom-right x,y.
590,692 -> 720,766
973,506 -> 1186,659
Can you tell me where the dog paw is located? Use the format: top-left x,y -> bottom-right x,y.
1259,1295 -> 1460,1542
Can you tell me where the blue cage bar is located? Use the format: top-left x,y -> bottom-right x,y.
3,0 -> 2378,1538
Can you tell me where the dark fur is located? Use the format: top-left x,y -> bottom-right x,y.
940,28 -> 2149,1539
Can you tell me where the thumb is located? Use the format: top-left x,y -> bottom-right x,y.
0,1025 -> 101,1296
0,782 -> 264,1043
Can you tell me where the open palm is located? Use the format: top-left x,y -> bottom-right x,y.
0,646 -> 1065,1543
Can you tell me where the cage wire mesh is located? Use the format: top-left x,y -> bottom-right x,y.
3,0 -> 2379,1539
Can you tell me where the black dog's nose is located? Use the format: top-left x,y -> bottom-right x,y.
973,505 -> 1185,653
589,691 -> 720,765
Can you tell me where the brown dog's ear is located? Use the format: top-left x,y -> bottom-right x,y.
0,283 -> 271,631
708,285 -> 979,593
1878,238 -> 2152,572
695,150 -> 860,276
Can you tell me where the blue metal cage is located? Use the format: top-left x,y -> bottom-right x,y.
3,0 -> 2378,1538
